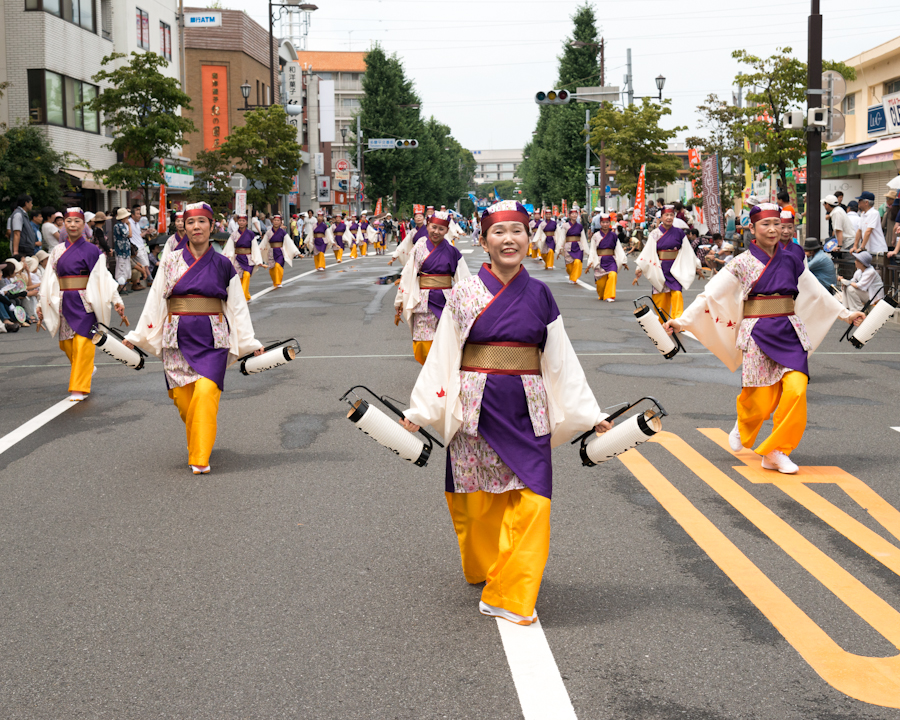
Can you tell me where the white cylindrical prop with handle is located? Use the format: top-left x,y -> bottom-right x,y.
92,330 -> 145,370
347,399 -> 431,467
581,410 -> 662,466
848,296 -> 897,348
634,300 -> 680,359
241,346 -> 297,375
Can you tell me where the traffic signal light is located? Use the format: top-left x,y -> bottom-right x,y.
395,139 -> 419,149
535,90 -> 571,105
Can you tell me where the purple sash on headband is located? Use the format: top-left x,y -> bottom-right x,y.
57,238 -> 102,338
170,245 -> 236,390
446,264 -> 560,499
746,241 -> 808,378
597,230 -> 618,273
419,238 -> 462,320
234,229 -> 256,274
657,225 -> 685,292
269,227 -> 286,266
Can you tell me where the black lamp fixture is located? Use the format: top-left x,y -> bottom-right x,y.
340,127 -> 348,143
655,75 -> 666,101
238,80 -> 266,111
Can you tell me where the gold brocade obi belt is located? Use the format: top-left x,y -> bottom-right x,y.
418,274 -> 453,290
743,294 -> 795,318
59,275 -> 89,291
235,247 -> 253,255
597,248 -> 615,256
658,249 -> 679,260
269,242 -> 283,248
314,233 -> 326,238
167,295 -> 224,316
460,342 -> 541,376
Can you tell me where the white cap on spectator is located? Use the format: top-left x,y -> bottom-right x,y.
822,194 -> 840,206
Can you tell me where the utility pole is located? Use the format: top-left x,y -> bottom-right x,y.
806,0 -> 823,237
585,108 -> 591,211
356,114 -> 362,217
599,37 -> 607,210
625,48 -> 634,106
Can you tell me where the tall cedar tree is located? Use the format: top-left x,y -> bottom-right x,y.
520,3 -> 600,208
589,100 -> 686,197
185,148 -> 234,218
219,104 -> 303,212
732,48 -> 856,190
85,52 -> 195,209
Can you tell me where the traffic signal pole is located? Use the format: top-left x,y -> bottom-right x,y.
807,0 -> 822,237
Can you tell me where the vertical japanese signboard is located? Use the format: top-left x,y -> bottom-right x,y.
235,189 -> 247,217
202,65 -> 228,151
701,154 -> 723,235
633,164 -> 646,223
285,61 -> 303,144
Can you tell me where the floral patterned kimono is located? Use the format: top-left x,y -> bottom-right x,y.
404,263 -> 607,619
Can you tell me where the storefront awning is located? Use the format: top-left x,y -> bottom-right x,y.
829,140 -> 877,162
857,136 -> 900,166
63,168 -> 107,190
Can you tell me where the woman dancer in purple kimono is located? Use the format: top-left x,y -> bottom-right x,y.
223,213 -> 263,301
394,210 -> 470,365
399,200 -> 613,625
586,213 -> 628,302
558,207 -> 588,284
161,211 -> 187,261
535,213 -> 557,270
124,203 -> 264,475
665,203 -> 864,474
259,214 -> 300,288
332,214 -> 347,263
305,210 -> 333,272
37,208 -> 127,401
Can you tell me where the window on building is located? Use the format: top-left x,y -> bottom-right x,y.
136,8 -> 149,49
884,78 -> 900,96
485,173 -> 499,181
484,164 -> 498,172
500,172 -> 514,180
842,93 -> 856,115
340,97 -> 360,114
27,69 -> 100,134
500,163 -> 515,171
160,21 -> 172,60
317,72 -> 333,81
26,0 -> 95,32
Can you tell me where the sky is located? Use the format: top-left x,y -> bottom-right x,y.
221,0 -> 898,152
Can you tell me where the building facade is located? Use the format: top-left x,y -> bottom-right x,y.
471,149 -> 523,184
0,0 -> 181,210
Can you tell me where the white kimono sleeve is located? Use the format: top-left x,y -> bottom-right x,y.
123,264 -> 168,357
542,315 -> 608,447
671,236 -> 700,291
222,232 -> 237,260
554,223 -> 566,251
403,309 -> 463,443
282,234 -> 300,267
796,267 -> 852,352
250,239 -> 264,267
83,254 -> 123,330
615,240 -> 628,270
38,248 -> 62,337
366,225 -> 378,245
224,274 -> 263,364
160,236 -> 177,262
391,235 -> 413,265
635,234 -> 665,293
533,223 -> 547,254
453,256 -> 471,284
676,270 -> 744,372
325,227 -> 336,253
395,250 -> 421,320
343,228 -> 356,250
304,229 -> 314,252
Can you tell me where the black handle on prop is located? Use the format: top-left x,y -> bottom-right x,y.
340,385 -> 445,448
237,337 -> 301,364
93,323 -> 148,358
570,396 -> 669,445
634,295 -> 687,354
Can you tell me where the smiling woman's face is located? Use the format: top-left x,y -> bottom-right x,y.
480,221 -> 528,272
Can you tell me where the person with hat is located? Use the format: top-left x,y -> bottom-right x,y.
586,213 -> 627,301
822,194 -> 855,251
160,211 -> 187,261
258,214 -> 300,288
393,209 -> 470,364
36,208 -> 127,401
359,213 -> 377,256
390,206 -> 427,268
557,207 -> 588,284
305,209 -> 333,272
851,191 -> 888,254
123,202 -> 264,475
397,199 -> 613,626
347,215 -> 360,258
223,213 -> 264,298
112,208 -> 134,295
663,203 -> 864,475
534,211 -> 557,270
839,250 -> 884,312
803,237 -> 837,290
332,213 -> 348,263
633,204 -> 701,320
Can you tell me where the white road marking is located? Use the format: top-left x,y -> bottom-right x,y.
575,279 -> 595,292
0,399 -> 75,457
249,257 -> 361,302
892,427 -> 900,433
495,617 -> 578,720
461,249 -> 475,254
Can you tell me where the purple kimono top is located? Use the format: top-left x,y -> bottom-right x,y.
419,238 -> 462,320
57,237 -> 102,338
234,229 -> 256,274
656,225 -> 686,292
565,222 -> 584,261
313,222 -> 328,253
334,222 -> 346,247
746,240 -> 808,377
174,233 -> 187,251
360,222 -> 371,246
543,220 -> 557,250
269,227 -> 287,266
596,230 -> 619,273
447,264 -> 560,500
170,245 -> 236,391
349,222 -> 359,244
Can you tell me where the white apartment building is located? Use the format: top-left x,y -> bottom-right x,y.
472,149 -> 523,184
0,0 -> 181,210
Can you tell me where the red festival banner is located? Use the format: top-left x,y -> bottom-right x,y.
201,65 -> 229,151
561,199 -> 567,217
551,204 -> 559,217
374,197 -> 382,215
687,148 -> 703,223
633,164 -> 646,223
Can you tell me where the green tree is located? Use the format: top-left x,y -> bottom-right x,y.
589,100 -> 685,196
732,47 -> 857,190
219,104 -> 302,212
685,94 -> 745,212
85,51 -> 195,209
186,148 -> 233,217
520,3 -> 600,207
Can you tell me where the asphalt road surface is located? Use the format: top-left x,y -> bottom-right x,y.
2,244 -> 899,719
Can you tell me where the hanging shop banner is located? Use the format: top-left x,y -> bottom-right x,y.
633,164 -> 646,223
701,154 -> 723,235
202,65 -> 228,151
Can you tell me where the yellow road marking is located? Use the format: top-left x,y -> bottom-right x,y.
619,432 -> 900,709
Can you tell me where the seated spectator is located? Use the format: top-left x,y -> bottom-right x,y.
803,237 -> 837,290
719,242 -> 734,265
704,233 -> 725,272
839,251 -> 883,312
0,259 -> 30,326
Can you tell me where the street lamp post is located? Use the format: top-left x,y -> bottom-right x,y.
269,1 -> 317,106
655,75 -> 666,102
